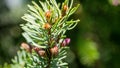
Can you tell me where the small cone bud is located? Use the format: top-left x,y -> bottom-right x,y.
61,38 -> 71,46
62,5 -> 68,16
33,47 -> 45,57
50,46 -> 59,56
63,5 -> 68,11
33,47 -> 41,52
45,11 -> 51,19
43,23 -> 51,29
21,42 -> 31,52
38,50 -> 45,57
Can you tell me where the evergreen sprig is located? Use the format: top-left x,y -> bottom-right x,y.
12,0 -> 80,68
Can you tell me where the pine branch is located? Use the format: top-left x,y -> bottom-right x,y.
11,0 -> 80,68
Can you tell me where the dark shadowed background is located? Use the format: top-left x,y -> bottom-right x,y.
0,0 -> 120,68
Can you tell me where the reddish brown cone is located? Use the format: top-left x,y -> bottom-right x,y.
63,5 -> 68,11
21,42 -> 31,52
33,47 -> 45,57
43,23 -> 51,29
38,50 -> 45,57
50,46 -> 59,56
45,11 -> 51,19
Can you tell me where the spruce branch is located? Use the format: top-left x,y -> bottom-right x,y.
12,0 -> 80,68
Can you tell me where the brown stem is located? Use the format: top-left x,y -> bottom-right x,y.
46,28 -> 52,68
46,49 -> 51,68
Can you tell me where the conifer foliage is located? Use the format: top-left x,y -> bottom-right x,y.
12,0 -> 80,68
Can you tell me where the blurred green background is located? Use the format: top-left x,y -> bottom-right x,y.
0,0 -> 120,68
